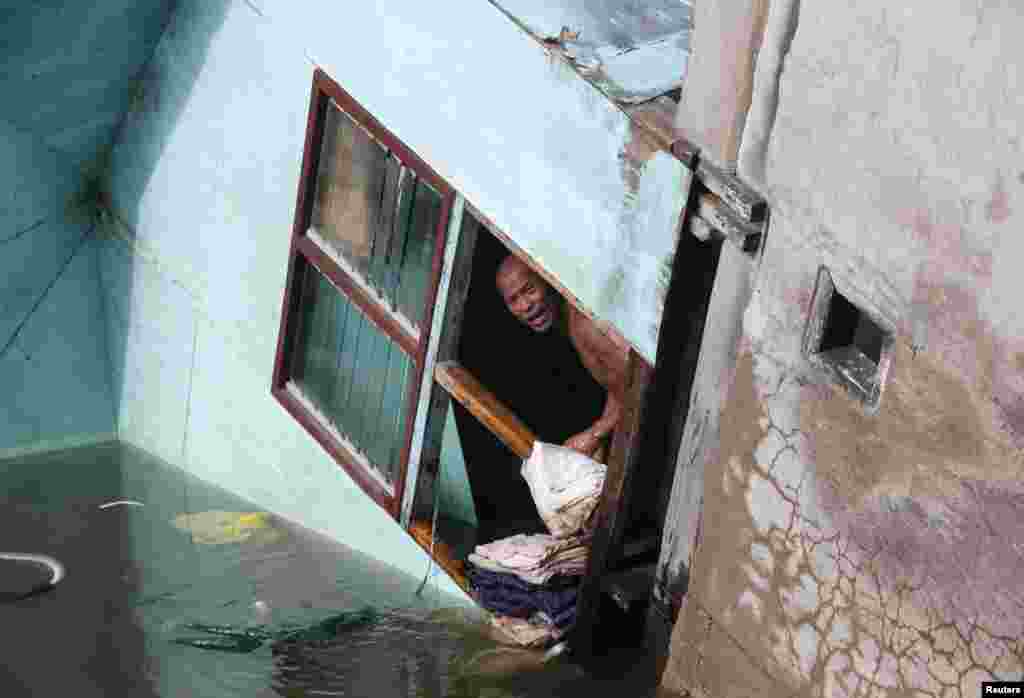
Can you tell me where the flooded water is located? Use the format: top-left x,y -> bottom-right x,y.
0,442 -> 663,697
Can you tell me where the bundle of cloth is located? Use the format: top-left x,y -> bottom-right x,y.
468,533 -> 588,584
469,566 -> 578,632
521,442 -> 605,538
468,442 -> 606,647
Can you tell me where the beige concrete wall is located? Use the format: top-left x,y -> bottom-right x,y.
675,0 -> 769,167
662,0 -> 1024,696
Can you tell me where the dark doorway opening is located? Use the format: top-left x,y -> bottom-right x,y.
453,228 -> 607,544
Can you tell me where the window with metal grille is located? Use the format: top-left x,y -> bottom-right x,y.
272,70 -> 452,515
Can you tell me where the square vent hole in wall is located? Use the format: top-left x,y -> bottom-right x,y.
803,266 -> 895,412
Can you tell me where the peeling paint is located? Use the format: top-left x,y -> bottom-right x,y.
665,345 -> 1024,698
495,0 -> 692,103
985,173 -> 1012,224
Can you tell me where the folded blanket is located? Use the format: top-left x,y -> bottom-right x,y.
467,552 -> 586,585
468,567 -> 578,629
474,533 -> 583,571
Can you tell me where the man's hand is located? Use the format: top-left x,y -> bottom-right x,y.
564,430 -> 603,459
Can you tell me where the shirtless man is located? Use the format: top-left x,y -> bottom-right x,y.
495,255 -> 630,461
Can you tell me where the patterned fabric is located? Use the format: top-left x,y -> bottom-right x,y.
469,533 -> 589,585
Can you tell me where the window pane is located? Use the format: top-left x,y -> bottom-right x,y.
395,179 -> 441,326
311,101 -> 442,331
290,265 -> 413,486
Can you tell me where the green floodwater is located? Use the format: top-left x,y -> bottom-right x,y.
0,441 -> 661,697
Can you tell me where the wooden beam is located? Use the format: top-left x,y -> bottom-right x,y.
434,361 -> 537,460
687,214 -> 716,243
408,519 -> 470,591
570,351 -> 654,656
670,138 -> 700,168
696,191 -> 763,254
696,158 -> 767,223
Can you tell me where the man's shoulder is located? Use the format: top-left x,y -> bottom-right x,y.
567,305 -> 631,355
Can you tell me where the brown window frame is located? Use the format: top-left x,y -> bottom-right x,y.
271,69 -> 452,518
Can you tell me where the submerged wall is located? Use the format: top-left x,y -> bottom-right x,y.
0,122 -> 113,457
662,0 -> 1024,696
0,0 -> 176,457
100,0 -> 686,597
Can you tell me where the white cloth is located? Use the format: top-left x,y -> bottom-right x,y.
521,441 -> 605,538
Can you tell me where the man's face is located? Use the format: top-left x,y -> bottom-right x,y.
496,259 -> 556,333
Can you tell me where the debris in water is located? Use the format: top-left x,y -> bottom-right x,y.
99,500 -> 144,509
171,511 -> 284,545
173,607 -> 379,654
0,553 -> 65,602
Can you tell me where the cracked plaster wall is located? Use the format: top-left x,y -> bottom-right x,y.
663,0 -> 1024,696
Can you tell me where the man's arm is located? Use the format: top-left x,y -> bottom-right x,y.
563,392 -> 620,460
563,307 -> 631,459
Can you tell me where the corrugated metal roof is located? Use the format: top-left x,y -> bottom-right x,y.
491,0 -> 692,103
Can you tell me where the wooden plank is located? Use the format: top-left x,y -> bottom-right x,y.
570,351 -> 654,656
670,138 -> 700,168
624,144 -> 719,549
434,361 -> 537,460
647,243 -> 755,668
649,232 -> 725,530
399,195 -> 470,526
409,519 -> 470,591
696,158 -> 767,223
696,191 -> 763,254
686,214 -> 716,243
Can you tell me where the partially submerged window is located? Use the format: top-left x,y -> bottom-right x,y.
273,74 -> 675,650
803,266 -> 894,411
272,70 -> 452,515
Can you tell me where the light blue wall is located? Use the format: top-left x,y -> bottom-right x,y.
438,408 -> 477,528
97,0 -> 470,601
0,123 -> 113,456
0,0 -> 176,171
99,0 -> 686,599
0,0 -> 175,457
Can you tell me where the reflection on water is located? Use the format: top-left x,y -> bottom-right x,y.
0,442 -> 658,697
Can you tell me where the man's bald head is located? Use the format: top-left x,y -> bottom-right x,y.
495,255 -> 557,333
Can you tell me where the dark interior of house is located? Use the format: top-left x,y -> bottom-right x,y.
426,222 -> 723,662
454,228 -> 607,545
